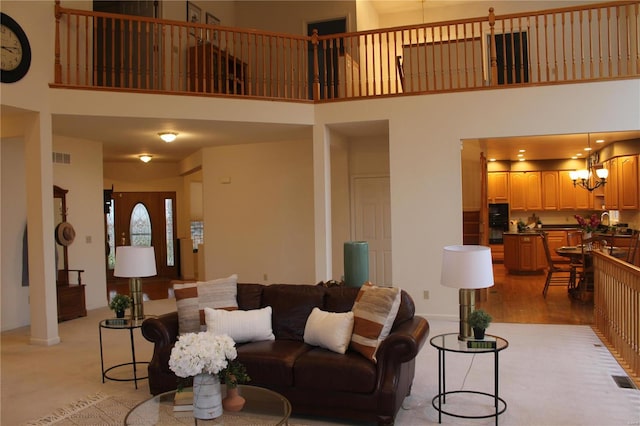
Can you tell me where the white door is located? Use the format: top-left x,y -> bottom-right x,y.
352,177 -> 392,285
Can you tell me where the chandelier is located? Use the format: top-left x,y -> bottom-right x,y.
569,134 -> 608,191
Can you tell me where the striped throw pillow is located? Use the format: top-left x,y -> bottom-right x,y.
350,283 -> 401,363
174,274 -> 238,334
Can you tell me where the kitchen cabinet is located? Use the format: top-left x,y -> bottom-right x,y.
541,171 -> 559,210
618,155 -> 638,210
509,172 -> 542,211
488,172 -> 509,203
490,243 -> 504,263
558,170 -> 592,210
603,157 -> 619,209
503,233 -> 546,273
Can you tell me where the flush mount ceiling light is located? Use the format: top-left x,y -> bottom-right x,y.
158,132 -> 178,143
569,133 -> 608,192
139,154 -> 153,163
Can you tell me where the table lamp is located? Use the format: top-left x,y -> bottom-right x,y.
441,245 -> 494,340
114,246 -> 157,320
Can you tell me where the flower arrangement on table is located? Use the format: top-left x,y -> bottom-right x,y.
168,332 -> 250,418
168,332 -> 249,384
574,214 -> 600,234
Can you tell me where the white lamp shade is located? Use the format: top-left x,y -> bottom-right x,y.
596,168 -> 608,179
441,245 -> 494,289
114,246 -> 157,278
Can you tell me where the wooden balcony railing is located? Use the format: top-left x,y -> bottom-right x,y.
593,252 -> 640,387
53,1 -> 640,102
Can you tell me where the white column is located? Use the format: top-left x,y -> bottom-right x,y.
312,124 -> 332,282
25,112 -> 59,346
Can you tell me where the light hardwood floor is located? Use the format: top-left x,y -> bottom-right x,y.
477,263 -> 593,325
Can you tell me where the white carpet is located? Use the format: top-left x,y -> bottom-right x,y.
396,319 -> 640,426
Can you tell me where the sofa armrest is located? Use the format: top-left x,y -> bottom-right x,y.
376,316 -> 430,365
142,311 -> 179,348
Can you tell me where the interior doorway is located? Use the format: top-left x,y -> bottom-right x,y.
307,17 -> 347,99
105,191 -> 178,283
352,176 -> 392,286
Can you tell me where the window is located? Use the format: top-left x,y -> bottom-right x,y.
191,221 -> 204,251
130,203 -> 152,246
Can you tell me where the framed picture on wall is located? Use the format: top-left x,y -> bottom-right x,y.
206,12 -> 220,46
186,2 -> 201,24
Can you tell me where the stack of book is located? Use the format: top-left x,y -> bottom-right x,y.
173,389 -> 193,412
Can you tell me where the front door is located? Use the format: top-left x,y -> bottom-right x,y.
352,176 -> 392,285
106,191 -> 177,281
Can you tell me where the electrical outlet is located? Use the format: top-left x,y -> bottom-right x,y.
263,273 -> 268,281
423,290 -> 429,300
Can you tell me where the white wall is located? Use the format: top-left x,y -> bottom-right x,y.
202,139 -> 315,284
1,138 -> 30,330
53,136 -> 107,311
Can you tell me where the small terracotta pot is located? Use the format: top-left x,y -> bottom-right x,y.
222,387 -> 246,412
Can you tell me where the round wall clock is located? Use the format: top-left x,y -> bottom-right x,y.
1,12 -> 31,83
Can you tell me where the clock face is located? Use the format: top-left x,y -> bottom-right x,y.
1,13 -> 31,83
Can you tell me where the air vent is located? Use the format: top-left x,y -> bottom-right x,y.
52,152 -> 71,164
612,375 -> 637,389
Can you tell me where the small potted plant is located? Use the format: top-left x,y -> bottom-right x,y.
109,294 -> 131,318
468,309 -> 492,340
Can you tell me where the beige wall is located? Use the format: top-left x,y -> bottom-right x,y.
201,139 -> 315,284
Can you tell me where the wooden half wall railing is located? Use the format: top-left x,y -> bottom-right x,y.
593,252 -> 640,386
53,1 -> 640,101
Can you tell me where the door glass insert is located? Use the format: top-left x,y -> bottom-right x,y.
107,199 -> 116,269
130,203 -> 152,246
165,198 -> 174,266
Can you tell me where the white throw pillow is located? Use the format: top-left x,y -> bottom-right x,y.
204,306 -> 275,343
303,307 -> 355,354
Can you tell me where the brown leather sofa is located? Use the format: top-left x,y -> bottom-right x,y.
141,283 -> 430,425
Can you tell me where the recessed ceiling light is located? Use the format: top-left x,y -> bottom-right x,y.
158,132 -> 178,143
489,158 -> 496,162
519,149 -> 526,153
595,139 -> 605,143
139,155 -> 153,163
584,147 -> 592,151
576,153 -> 583,157
571,156 -> 578,159
517,154 -> 524,157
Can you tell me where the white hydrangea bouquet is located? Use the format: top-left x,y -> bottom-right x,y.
169,332 -> 238,378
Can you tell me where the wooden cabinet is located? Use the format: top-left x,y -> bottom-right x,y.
189,43 -> 247,94
509,172 -> 541,211
618,155 -> 639,210
503,233 -> 546,273
490,243 -> 504,263
57,285 -> 87,322
488,172 -> 509,203
603,157 -> 619,209
558,170 -> 592,210
463,211 -> 480,245
541,171 -> 559,210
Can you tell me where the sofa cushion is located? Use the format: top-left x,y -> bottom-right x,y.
324,286 -> 359,312
350,283 -> 401,363
303,308 -> 354,354
236,340 -> 312,387
237,283 -> 265,310
204,306 -> 275,343
294,348 -> 377,393
173,274 -> 238,334
262,284 -> 326,341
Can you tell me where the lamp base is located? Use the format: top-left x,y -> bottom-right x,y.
458,288 -> 476,341
129,277 -> 144,320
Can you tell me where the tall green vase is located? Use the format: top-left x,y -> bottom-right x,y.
344,241 -> 369,288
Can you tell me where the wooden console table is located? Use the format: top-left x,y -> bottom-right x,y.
188,43 -> 246,95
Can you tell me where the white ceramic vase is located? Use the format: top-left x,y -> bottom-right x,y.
193,373 -> 223,419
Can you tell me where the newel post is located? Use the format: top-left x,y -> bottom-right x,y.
311,29 -> 320,101
54,0 -> 62,84
488,7 -> 497,86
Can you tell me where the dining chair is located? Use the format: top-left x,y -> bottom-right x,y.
627,230 -> 640,266
575,234 -> 609,291
540,232 -> 577,298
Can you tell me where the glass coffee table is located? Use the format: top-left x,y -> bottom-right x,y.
124,385 -> 291,425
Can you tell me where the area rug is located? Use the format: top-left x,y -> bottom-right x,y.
23,392 -> 313,426
23,392 -> 138,425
